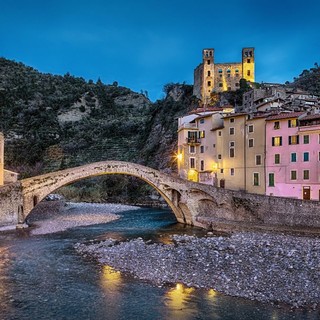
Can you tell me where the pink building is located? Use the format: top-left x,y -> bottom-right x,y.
266,112 -> 320,200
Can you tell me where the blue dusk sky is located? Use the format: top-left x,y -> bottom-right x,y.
0,0 -> 319,101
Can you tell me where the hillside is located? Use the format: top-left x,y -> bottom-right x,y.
0,58 -> 196,203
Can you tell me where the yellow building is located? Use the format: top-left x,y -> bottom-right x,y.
177,107 -> 230,184
193,48 -> 255,103
215,114 -> 266,194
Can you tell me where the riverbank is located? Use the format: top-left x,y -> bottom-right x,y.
27,201 -> 140,235
75,232 -> 320,310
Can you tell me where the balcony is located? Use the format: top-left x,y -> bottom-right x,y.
178,122 -> 198,130
186,137 -> 201,145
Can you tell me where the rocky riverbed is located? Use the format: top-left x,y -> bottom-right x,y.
27,201 -> 139,235
75,232 -> 320,309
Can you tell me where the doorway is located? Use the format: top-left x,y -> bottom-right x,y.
303,186 -> 311,200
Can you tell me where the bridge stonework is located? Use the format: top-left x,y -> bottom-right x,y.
1,161 -> 320,232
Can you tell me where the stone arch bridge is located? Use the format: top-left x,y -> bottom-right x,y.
1,160 -> 320,232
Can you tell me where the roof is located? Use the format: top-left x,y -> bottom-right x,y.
299,113 -> 320,121
265,112 -> 305,121
189,107 -> 224,114
223,112 -> 248,119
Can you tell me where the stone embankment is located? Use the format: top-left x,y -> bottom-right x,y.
75,232 -> 320,309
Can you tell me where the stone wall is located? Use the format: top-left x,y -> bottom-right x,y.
0,182 -> 23,226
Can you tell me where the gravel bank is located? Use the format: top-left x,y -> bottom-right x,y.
75,232 -> 320,309
28,201 -> 140,235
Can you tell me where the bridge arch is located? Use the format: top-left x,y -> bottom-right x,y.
21,161 -> 191,224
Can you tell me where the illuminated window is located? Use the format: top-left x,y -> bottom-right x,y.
274,121 -> 280,129
199,130 -> 205,138
275,154 -> 280,164
288,135 -> 299,145
272,136 -> 282,146
248,139 -> 254,148
291,170 -> 297,180
229,127 -> 235,135
303,135 -> 309,144
253,173 -> 260,186
303,170 -> 309,180
303,152 -> 309,161
269,173 -> 274,186
288,119 -> 297,127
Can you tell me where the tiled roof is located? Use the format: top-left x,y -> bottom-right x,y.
299,113 -> 320,121
189,107 -> 224,114
265,112 -> 305,121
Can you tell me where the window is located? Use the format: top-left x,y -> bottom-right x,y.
235,82 -> 240,86
288,135 -> 299,145
229,127 -> 235,135
247,59 -> 251,63
207,60 -> 211,65
199,131 -> 205,138
288,119 -> 297,128
218,69 -> 223,73
303,152 -> 309,162
274,121 -> 280,129
218,131 -> 222,136
290,170 -> 297,180
200,160 -> 204,171
189,145 -> 195,154
207,71 -> 211,76
275,154 -> 280,164
219,83 -> 223,87
220,169 -> 224,174
227,69 -> 231,73
229,141 -> 235,147
230,118 -> 235,123
229,148 -> 235,158
248,139 -> 254,148
200,146 -> 204,153
253,173 -> 260,186
235,69 -> 239,73
256,155 -> 262,165
291,153 -> 297,162
303,135 -> 310,144
319,151 -> 320,161
303,170 -> 309,180
200,118 -> 205,124
269,173 -> 274,187
248,125 -> 254,133
207,81 -> 211,87
230,168 -> 235,176
272,136 -> 282,146
247,70 -> 251,76
218,154 -> 222,159
190,158 -> 195,168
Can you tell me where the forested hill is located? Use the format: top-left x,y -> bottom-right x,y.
0,58 -> 196,203
290,64 -> 320,95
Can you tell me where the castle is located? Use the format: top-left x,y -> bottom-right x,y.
193,48 -> 255,103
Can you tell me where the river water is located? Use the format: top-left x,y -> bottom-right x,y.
0,206 -> 318,320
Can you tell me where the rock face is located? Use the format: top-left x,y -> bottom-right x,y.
75,232 -> 320,309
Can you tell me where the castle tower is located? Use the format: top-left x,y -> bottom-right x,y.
242,48 -> 255,83
193,49 -> 215,103
201,49 -> 215,104
0,133 -> 4,185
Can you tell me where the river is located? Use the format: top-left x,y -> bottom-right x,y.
0,205 -> 318,319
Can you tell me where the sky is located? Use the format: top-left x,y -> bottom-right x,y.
0,0 -> 319,101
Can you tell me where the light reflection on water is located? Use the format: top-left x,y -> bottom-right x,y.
0,207 -> 319,319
